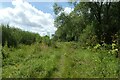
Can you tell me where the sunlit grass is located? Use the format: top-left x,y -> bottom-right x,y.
2,42 -> 119,78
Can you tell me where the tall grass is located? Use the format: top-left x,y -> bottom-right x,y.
2,42 -> 119,78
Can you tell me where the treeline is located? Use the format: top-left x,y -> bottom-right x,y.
53,2 -> 120,49
1,24 -> 52,48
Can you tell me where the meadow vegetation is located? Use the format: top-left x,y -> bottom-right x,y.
1,1 -> 120,78
2,42 -> 119,78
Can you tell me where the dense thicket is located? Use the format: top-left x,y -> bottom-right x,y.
1,24 -> 42,47
53,2 -> 120,47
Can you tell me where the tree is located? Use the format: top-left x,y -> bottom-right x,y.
1,24 -> 41,47
53,1 -> 120,47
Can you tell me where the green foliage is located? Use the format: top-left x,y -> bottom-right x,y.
1,1 -> 120,78
53,2 -> 120,50
79,24 -> 97,47
53,9 -> 86,42
20,31 -> 36,45
2,42 -> 119,78
94,44 -> 101,50
42,35 -> 52,46
1,24 -> 41,47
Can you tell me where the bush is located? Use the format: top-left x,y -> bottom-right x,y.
42,35 -> 52,46
79,24 -> 97,47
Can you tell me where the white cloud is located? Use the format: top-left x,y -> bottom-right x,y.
57,7 -> 74,16
64,7 -> 74,14
0,0 -> 57,37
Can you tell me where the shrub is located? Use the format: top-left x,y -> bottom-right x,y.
79,24 -> 97,47
42,35 -> 52,46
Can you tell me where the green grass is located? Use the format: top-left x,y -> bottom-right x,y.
2,42 -> 119,78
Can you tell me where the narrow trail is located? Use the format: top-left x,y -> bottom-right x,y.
51,43 -> 67,77
58,53 -> 65,77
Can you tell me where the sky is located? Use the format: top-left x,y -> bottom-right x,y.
0,0 -> 74,37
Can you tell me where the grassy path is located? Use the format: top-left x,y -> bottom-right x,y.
51,42 -> 68,77
2,42 -> 119,78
